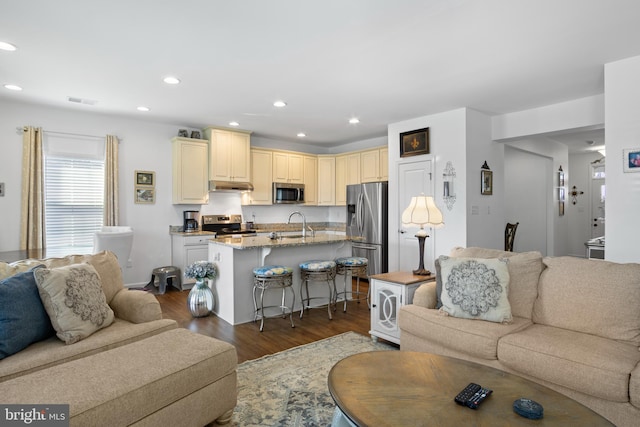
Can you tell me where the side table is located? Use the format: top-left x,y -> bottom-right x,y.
369,271 -> 435,344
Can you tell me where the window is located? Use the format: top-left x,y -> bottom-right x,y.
44,134 -> 104,256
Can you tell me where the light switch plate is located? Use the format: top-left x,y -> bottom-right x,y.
0,182 -> 4,197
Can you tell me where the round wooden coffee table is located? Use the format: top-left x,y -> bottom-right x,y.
328,351 -> 613,426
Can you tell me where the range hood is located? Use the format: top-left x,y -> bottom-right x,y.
208,180 -> 254,192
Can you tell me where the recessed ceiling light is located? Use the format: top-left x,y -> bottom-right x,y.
273,100 -> 287,108
163,76 -> 181,85
0,41 -> 17,51
137,106 -> 150,112
349,117 -> 360,124
229,121 -> 240,127
297,133 -> 306,138
4,84 -> 22,91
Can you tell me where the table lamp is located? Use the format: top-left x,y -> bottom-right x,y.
401,194 -> 444,275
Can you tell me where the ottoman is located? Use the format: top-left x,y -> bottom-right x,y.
0,328 -> 237,426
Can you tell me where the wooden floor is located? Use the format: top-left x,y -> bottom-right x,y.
156,281 -> 386,363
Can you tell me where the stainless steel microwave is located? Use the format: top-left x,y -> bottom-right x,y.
273,182 -> 305,204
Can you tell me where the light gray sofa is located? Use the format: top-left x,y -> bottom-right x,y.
0,251 -> 237,426
399,247 -> 640,427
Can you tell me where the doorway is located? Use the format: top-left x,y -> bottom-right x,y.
397,160 -> 434,273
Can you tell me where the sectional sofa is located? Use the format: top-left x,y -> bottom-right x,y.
399,247 -> 640,427
0,251 -> 237,426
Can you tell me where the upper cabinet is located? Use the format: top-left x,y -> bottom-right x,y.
171,137 -> 209,204
335,152 -> 361,205
303,155 -> 317,205
273,151 -> 304,183
317,156 -> 336,206
204,127 -> 251,182
361,147 -> 389,183
243,148 -> 272,205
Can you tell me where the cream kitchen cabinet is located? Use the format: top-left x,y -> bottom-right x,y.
335,153 -> 360,205
317,156 -> 336,206
273,151 -> 304,183
243,149 -> 273,205
361,147 -> 389,183
204,127 -> 251,183
171,233 -> 214,288
303,155 -> 317,205
171,137 -> 209,204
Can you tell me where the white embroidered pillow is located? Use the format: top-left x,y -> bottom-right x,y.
439,256 -> 512,323
34,263 -> 114,344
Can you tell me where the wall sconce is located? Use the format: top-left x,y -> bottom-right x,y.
442,161 -> 456,211
570,185 -> 584,205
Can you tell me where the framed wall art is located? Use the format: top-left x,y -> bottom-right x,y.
400,127 -> 430,157
135,170 -> 155,186
481,169 -> 493,195
135,187 -> 155,204
623,148 -> 640,172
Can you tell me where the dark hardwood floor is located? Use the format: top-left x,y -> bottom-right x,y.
155,281 -> 388,363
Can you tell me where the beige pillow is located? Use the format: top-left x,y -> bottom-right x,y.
449,247 -> 543,319
34,263 -> 114,344
439,256 -> 512,323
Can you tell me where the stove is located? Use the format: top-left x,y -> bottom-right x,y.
201,214 -> 257,236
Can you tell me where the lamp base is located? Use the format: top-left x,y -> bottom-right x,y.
412,267 -> 432,276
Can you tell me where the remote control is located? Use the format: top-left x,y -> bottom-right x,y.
454,383 -> 492,409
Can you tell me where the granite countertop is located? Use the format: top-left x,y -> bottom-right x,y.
209,234 -> 354,250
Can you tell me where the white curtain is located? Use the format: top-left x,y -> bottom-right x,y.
20,126 -> 45,250
104,134 -> 119,226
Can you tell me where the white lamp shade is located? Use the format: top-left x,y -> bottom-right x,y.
402,195 -> 444,229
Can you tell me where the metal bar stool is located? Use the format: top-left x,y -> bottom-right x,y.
335,257 -> 369,312
252,265 -> 295,332
299,260 -> 337,320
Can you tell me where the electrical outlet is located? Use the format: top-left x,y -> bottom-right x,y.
0,182 -> 4,197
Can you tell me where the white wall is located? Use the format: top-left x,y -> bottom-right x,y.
604,55 -> 640,263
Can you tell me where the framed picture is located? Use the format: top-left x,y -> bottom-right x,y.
400,127 -> 430,157
623,148 -> 640,173
135,187 -> 155,204
481,170 -> 493,195
135,170 -> 155,186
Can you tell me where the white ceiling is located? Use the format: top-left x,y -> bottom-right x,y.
1,0 -> 639,149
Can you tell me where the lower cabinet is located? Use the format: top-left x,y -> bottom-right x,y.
369,272 -> 435,344
170,234 -> 213,288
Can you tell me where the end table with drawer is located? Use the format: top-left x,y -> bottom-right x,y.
369,271 -> 435,344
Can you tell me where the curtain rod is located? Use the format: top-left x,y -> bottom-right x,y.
15,127 -> 123,142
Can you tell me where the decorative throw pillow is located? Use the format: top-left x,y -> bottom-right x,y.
439,256 -> 512,323
0,267 -> 55,359
34,263 -> 114,344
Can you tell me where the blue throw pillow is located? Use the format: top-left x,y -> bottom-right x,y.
0,266 -> 55,359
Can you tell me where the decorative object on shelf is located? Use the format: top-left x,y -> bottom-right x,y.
401,194 -> 444,275
190,130 -> 201,139
623,147 -> 640,173
480,161 -> 492,195
442,161 -> 456,211
399,127 -> 429,157
135,170 -> 155,187
178,129 -> 188,137
570,185 -> 584,205
185,261 -> 217,317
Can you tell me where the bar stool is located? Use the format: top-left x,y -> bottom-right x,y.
335,257 -> 369,312
252,265 -> 295,332
299,260 -> 337,320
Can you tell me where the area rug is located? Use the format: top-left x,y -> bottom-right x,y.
227,332 -> 396,427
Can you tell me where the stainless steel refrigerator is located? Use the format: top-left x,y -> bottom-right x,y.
346,182 -> 388,276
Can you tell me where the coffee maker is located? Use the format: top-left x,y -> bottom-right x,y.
183,210 -> 200,233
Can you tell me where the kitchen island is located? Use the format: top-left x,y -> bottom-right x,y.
208,234 -> 353,325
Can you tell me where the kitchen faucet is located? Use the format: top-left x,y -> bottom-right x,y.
287,211 -> 307,238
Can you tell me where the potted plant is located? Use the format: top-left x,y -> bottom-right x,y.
185,260 -> 217,317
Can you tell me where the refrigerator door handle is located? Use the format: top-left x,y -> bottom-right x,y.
356,192 -> 364,235
352,244 -> 379,251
